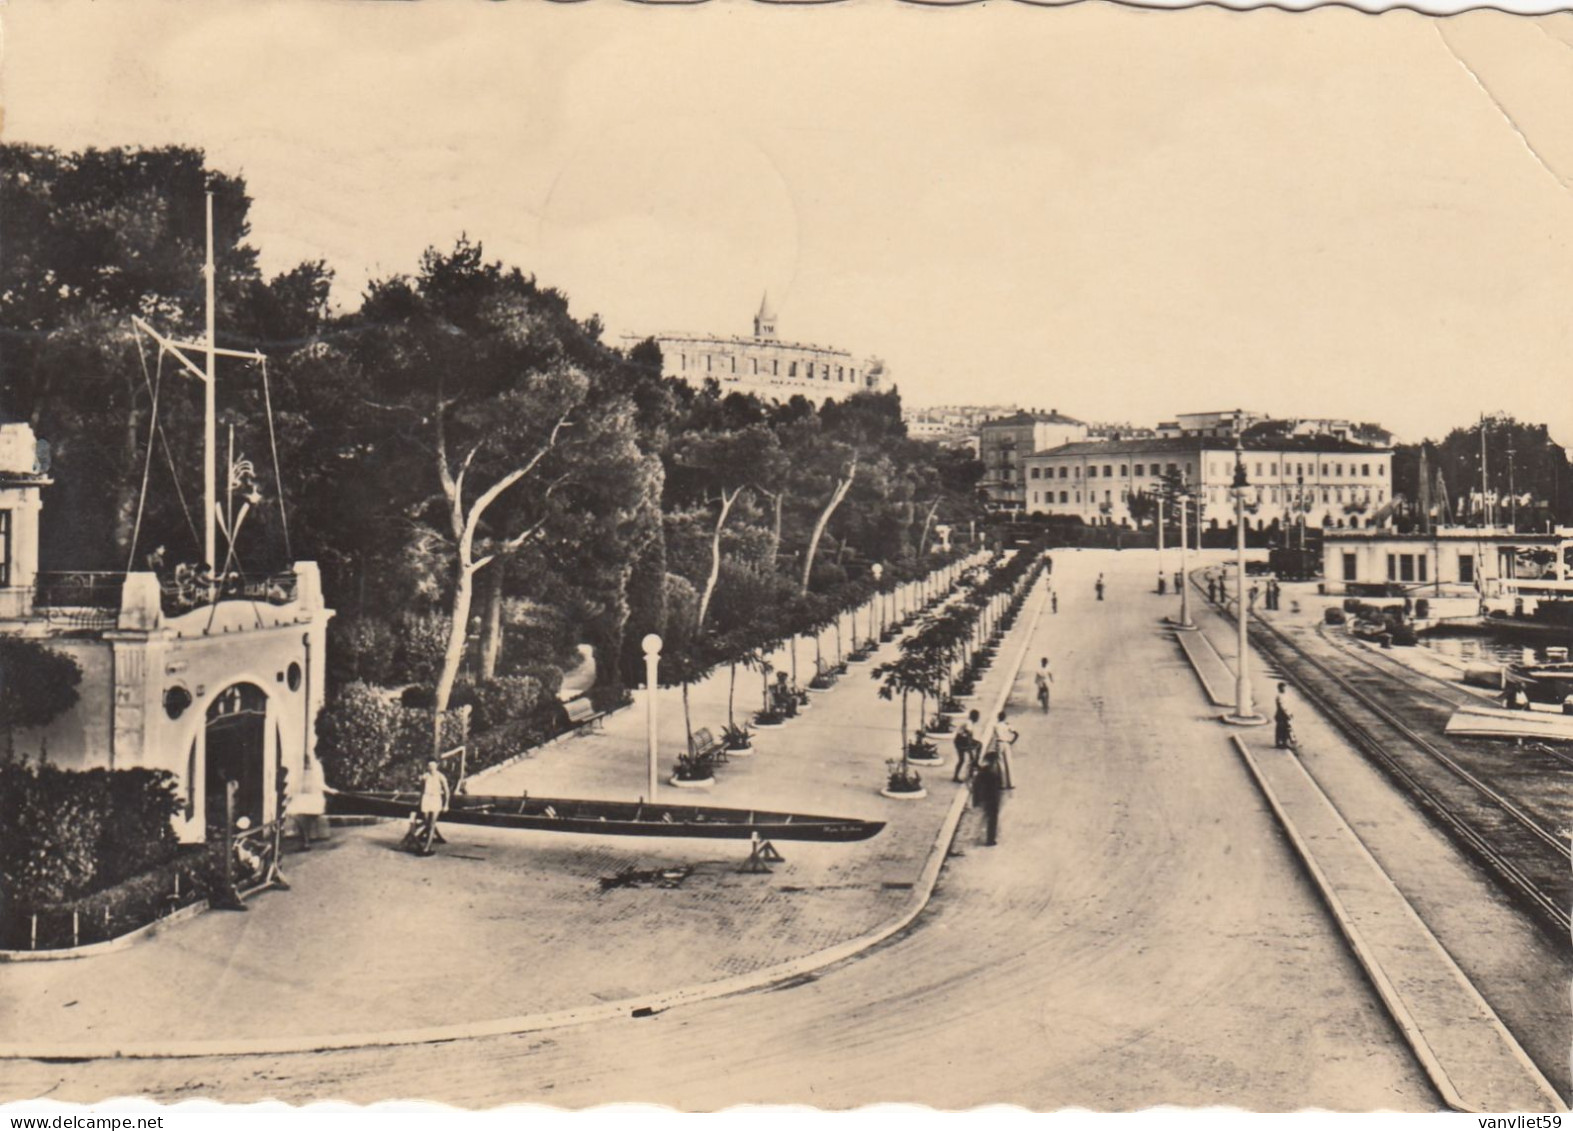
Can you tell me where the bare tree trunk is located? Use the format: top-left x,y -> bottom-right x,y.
799,460 -> 856,595
478,562 -> 504,680
434,562 -> 476,753
696,486 -> 742,630
682,680 -> 694,757
917,498 -> 941,560
727,661 -> 737,729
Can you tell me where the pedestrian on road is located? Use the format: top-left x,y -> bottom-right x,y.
1051,588 -> 1059,615
1207,576 -> 1217,604
1034,657 -> 1054,713
1249,583 -> 1260,611
973,749 -> 1004,846
986,710 -> 1018,789
1274,682 -> 1294,749
1095,574 -> 1105,602
952,713 -> 977,782
415,760 -> 450,855
1157,574 -> 1167,596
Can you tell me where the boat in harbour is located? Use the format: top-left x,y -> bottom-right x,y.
326,789 -> 886,843
1444,702 -> 1573,743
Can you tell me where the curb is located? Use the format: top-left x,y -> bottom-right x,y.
0,556 -> 1038,1062
1228,734 -> 1566,1114
0,899 -> 210,965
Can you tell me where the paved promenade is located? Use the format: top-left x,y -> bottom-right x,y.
0,561 -> 1010,1055
4,549 -> 1446,1109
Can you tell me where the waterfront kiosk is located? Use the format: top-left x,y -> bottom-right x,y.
1321,525 -> 1573,609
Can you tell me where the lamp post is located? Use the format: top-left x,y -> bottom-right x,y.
1176,480 -> 1196,630
1224,442 -> 1266,726
1156,492 -> 1165,593
642,634 -> 662,799
872,563 -> 884,637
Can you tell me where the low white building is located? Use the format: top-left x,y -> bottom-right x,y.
1,422 -> 333,843
1322,526 -> 1573,603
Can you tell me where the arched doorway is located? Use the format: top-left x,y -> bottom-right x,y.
205,683 -> 267,837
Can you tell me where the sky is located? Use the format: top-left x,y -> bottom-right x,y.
3,1 -> 1571,446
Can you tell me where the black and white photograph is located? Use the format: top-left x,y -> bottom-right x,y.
0,0 -> 1570,1115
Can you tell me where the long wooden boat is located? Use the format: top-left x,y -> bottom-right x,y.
326,789 -> 885,843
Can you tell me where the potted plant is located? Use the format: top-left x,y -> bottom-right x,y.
925,711 -> 953,736
753,705 -> 786,728
670,749 -> 716,788
722,722 -> 755,754
905,737 -> 943,766
881,759 -> 926,800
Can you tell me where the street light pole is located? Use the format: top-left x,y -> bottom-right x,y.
1224,441 -> 1266,726
1156,493 -> 1165,592
1176,483 -> 1195,630
642,634 -> 662,799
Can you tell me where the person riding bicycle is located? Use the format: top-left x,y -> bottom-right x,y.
1034,657 -> 1054,712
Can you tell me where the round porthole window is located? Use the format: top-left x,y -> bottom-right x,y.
163,685 -> 193,720
287,661 -> 303,692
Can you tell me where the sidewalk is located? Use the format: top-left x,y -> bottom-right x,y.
1179,583 -> 1568,1110
0,558 -> 1040,1057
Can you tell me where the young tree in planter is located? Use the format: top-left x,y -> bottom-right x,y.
872,647 -> 939,770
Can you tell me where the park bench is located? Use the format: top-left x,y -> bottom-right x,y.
558,695 -> 606,736
688,726 -> 729,765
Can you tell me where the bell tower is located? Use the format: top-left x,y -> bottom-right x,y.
753,291 -> 777,340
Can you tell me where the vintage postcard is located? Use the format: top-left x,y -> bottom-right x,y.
0,0 -> 1569,1116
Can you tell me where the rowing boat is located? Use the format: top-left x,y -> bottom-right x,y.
325,789 -> 885,843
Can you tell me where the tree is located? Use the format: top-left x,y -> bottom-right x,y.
0,639 -> 83,760
348,240 -> 653,744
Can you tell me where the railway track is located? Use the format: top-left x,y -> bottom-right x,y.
1249,613 -> 1571,939
1187,569 -> 1570,939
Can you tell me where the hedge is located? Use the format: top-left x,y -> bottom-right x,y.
315,682 -> 470,791
0,765 -> 183,908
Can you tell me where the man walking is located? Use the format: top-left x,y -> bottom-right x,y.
1051,588 -> 1059,615
986,709 -> 1018,789
973,749 -> 1004,846
414,760 -> 451,855
952,712 -> 977,783
1095,573 -> 1105,602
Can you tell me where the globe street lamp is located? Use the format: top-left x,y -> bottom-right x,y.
1224,441 -> 1266,726
642,633 -> 663,798
872,563 -> 885,637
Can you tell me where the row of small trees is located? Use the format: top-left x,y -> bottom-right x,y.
873,544 -> 1048,785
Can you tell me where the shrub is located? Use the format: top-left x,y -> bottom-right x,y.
0,638 -> 83,751
469,675 -> 552,733
721,723 -> 752,749
885,760 -> 923,792
316,683 -> 469,791
393,611 -> 449,686
0,765 -> 182,908
325,616 -> 397,686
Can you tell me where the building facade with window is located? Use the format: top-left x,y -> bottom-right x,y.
1021,435 -> 1395,530
977,410 -> 1089,510
1321,527 -> 1573,602
0,422 -> 333,844
629,294 -> 885,403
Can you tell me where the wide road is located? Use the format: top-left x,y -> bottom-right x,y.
2,549 -> 1438,1110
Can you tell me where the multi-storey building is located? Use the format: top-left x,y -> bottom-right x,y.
628,295 -> 885,403
1021,434 -> 1395,530
977,410 -> 1089,511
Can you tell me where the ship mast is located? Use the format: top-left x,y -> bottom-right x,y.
130,190 -> 266,572
204,193 -> 218,568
